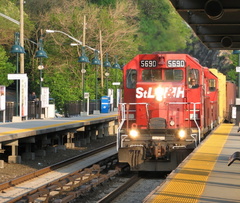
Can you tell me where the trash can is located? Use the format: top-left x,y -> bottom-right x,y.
101,96 -> 110,113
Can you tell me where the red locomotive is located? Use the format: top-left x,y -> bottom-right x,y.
117,52 -> 235,171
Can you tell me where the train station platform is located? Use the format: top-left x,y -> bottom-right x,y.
0,112 -> 118,165
0,111 -> 118,143
144,123 -> 240,203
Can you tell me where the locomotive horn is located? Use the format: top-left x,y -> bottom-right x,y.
221,36 -> 232,48
204,0 -> 224,20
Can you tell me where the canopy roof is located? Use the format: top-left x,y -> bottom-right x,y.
168,0 -> 240,50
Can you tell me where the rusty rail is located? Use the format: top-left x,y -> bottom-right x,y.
0,142 -> 116,192
9,164 -> 121,203
98,174 -> 140,203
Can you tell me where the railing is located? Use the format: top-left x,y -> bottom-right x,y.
63,99 -> 101,117
3,102 -> 14,122
64,101 -> 82,117
28,101 -> 42,119
0,99 -> 103,122
0,101 -> 42,123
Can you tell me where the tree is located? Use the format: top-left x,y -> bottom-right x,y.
138,0 -> 193,53
0,0 -> 34,45
90,0 -> 117,6
0,46 -> 15,86
25,0 -> 139,109
0,0 -> 19,45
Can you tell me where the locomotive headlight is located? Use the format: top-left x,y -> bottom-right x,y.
155,86 -> 164,101
129,129 -> 139,139
178,129 -> 186,139
169,120 -> 175,126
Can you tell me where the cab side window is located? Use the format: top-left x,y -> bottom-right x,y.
209,79 -> 216,91
127,70 -> 137,88
188,69 -> 199,88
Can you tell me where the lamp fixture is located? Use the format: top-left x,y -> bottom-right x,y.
10,32 -> 25,54
91,50 -> 101,66
103,53 -> 112,68
35,39 -> 48,58
78,46 -> 90,63
112,56 -> 121,70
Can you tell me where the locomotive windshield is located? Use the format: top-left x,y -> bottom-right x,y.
142,69 -> 183,82
165,69 -> 183,81
142,69 -> 162,81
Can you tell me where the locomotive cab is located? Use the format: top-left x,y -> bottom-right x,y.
118,52 -> 216,171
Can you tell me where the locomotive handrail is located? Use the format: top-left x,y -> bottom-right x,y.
169,102 -> 201,144
117,102 -> 149,151
117,104 -> 126,151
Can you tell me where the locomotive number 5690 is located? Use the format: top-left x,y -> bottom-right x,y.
167,60 -> 185,67
140,60 -> 157,68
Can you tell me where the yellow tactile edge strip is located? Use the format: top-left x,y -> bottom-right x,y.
146,123 -> 233,203
0,114 -> 117,136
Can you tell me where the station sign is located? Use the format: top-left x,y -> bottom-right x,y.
8,74 -> 28,117
0,86 -> 6,111
41,87 -> 49,108
84,92 -> 89,98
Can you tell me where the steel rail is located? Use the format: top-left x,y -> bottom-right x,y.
98,174 -> 141,203
0,142 -> 116,192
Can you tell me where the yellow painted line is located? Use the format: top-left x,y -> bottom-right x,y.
0,114 -> 117,136
147,123 -> 233,203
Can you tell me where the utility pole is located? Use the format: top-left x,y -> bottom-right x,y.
100,30 -> 103,87
20,0 -> 24,73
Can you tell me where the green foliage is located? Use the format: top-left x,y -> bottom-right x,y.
226,69 -> 237,82
226,54 -> 239,84
0,0 -> 20,27
31,0 -> 138,108
43,66 -> 81,112
0,0 -> 34,45
0,46 -> 15,86
90,0 -> 116,6
138,0 -> 193,53
138,0 -> 170,26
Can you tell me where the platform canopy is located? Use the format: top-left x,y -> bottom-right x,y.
168,0 -> 240,50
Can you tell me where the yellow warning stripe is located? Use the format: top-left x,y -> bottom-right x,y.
0,114 -> 117,136
148,123 -> 233,203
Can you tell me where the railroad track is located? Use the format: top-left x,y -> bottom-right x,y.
97,174 -> 165,203
0,142 -> 120,203
98,174 -> 141,203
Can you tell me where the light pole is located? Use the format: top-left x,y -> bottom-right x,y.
20,0 -> 24,74
35,39 -> 48,95
35,38 -> 48,118
91,50 -> 101,113
78,46 -> 90,113
103,53 -> 112,95
10,32 -> 25,116
112,56 -> 121,110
